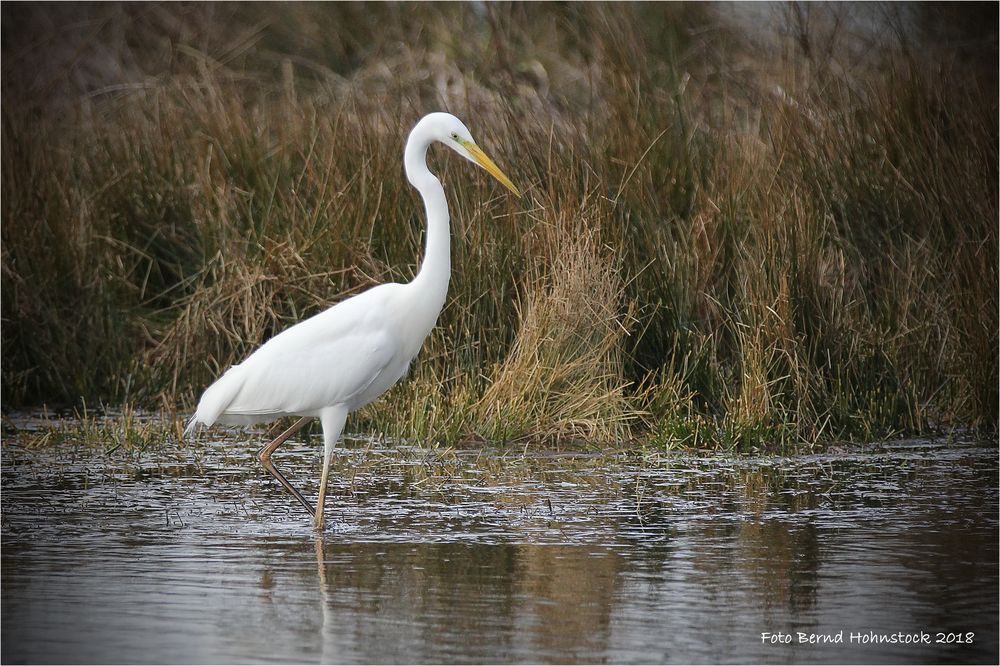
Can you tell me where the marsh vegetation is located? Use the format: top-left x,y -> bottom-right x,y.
2,3 -> 996,450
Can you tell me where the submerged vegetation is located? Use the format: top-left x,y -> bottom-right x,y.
2,3 -> 997,450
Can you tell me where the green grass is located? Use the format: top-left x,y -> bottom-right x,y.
2,3 -> 996,450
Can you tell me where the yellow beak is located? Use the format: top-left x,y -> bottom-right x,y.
460,140 -> 521,197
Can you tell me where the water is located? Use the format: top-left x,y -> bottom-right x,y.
2,426 -> 997,664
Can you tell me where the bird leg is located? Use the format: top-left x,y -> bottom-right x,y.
257,416 -> 313,517
315,451 -> 334,530
314,407 -> 348,531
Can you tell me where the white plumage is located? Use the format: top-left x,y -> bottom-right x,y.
185,112 -> 519,529
189,285 -> 402,426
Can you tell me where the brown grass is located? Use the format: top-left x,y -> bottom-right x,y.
2,2 -> 996,449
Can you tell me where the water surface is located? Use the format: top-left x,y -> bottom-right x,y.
2,424 -> 997,664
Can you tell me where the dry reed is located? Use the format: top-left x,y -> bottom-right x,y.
2,3 -> 996,449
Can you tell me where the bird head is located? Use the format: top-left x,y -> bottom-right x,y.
422,112 -> 521,197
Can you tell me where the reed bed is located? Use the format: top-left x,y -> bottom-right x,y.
2,3 -> 996,449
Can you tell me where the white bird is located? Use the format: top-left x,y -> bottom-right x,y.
186,112 -> 520,529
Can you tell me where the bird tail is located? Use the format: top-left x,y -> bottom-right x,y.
185,364 -> 246,439
183,416 -> 199,438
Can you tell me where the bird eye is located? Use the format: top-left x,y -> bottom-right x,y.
451,132 -> 459,141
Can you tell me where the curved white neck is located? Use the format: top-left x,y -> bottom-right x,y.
403,130 -> 450,332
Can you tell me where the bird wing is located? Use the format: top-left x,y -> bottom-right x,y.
192,285 -> 402,425
223,327 -> 396,418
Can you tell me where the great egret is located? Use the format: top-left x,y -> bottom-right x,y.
186,112 -> 520,529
